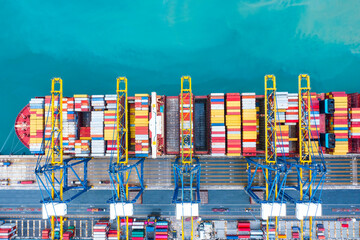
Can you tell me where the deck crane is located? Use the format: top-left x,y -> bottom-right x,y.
245,75 -> 291,240
291,74 -> 327,240
35,78 -> 92,240
108,77 -> 145,240
172,76 -> 201,240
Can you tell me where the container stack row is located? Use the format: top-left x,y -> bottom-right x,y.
308,93 -> 320,138
63,226 -> 75,240
62,97 -> 77,155
210,93 -> 226,156
291,226 -> 300,239
242,93 -> 257,156
286,93 -> 298,125
276,92 -> 288,124
104,95 -> 117,156
165,96 -> 180,154
74,94 -> 90,112
29,98 -> 45,154
0,223 -> 17,239
261,221 -> 275,240
44,96 -> 60,156
135,94 -> 149,157
276,92 -> 289,156
128,97 -> 136,151
155,221 -> 168,240
308,93 -> 321,154
104,108 -> 116,156
132,221 -> 145,240
41,228 -> 50,239
316,223 -> 325,239
326,92 -> 348,155
179,93 -> 194,156
348,93 -> 360,153
91,95 -> 106,110
225,93 -> 241,156
276,125 -> 289,156
237,221 -> 250,239
91,110 -> 105,156
93,220 -> 110,240
75,139 -> 90,157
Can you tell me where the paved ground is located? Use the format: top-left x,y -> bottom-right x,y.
1,189 -> 360,218
1,155 -> 360,190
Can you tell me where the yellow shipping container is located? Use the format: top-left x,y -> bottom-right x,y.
227,135 -> 241,140
74,94 -> 88,98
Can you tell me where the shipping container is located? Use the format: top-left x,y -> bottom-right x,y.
165,96 -> 180,155
194,96 -> 209,154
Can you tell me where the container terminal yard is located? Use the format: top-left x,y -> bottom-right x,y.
1,74 -> 360,240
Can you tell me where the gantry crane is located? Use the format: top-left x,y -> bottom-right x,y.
172,76 -> 201,240
291,74 -> 327,240
245,75 -> 292,240
108,77 -> 145,240
35,78 -> 92,240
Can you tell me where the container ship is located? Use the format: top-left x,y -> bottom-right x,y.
14,91 -> 360,158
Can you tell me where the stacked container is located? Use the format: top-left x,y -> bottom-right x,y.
104,110 -> 116,156
107,229 -> 117,240
286,93 -> 298,125
42,228 -> 50,239
348,93 -> 360,153
135,94 -> 149,157
155,221 -> 168,240
275,92 -> 289,156
225,93 -> 241,156
62,97 -> 77,155
210,93 -> 226,156
91,111 -> 105,156
63,226 -> 75,240
242,93 -> 257,156
132,221 -> 145,240
93,220 -> 110,240
91,95 -> 106,110
128,97 -> 136,152
316,224 -> 325,239
276,92 -> 288,124
74,94 -> 90,112
165,96 -> 180,154
29,98 -> 45,154
74,140 -> 90,157
104,95 -> 117,156
262,222 -> 275,240
349,108 -> 360,149
276,125 -> 289,156
291,226 -> 300,239
326,92 -> 348,155
105,94 -> 117,110
0,223 -> 17,239
44,96 -> 60,156
179,93 -> 194,156
237,221 -> 250,239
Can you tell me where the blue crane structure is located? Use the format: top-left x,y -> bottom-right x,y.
34,78 -> 92,240
245,75 -> 295,240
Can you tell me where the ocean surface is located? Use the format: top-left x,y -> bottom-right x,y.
1,0 -> 360,154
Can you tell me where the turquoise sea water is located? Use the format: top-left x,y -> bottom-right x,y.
1,0 -> 360,154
